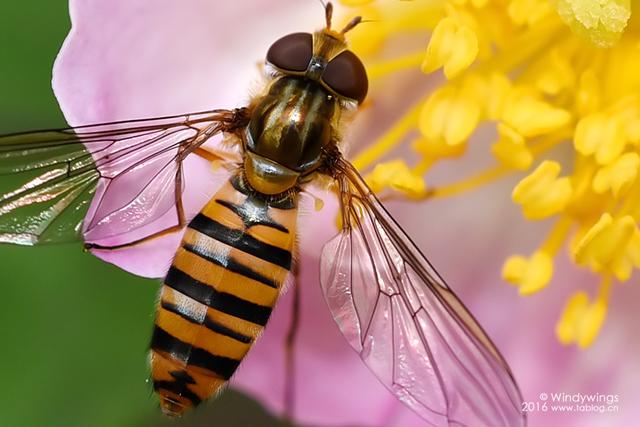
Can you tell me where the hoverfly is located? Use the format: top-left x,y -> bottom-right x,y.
0,3 -> 525,426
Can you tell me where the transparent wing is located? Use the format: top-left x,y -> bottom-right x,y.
319,159 -> 525,427
0,109 -> 246,245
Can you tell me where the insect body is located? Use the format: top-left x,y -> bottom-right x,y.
151,18 -> 368,415
152,175 -> 297,415
0,3 -> 525,426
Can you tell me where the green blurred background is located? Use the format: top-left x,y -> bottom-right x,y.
0,2 -> 286,426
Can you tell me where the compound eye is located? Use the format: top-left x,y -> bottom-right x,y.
322,50 -> 368,103
266,32 -> 313,72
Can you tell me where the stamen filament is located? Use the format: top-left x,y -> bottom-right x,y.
530,131 -> 572,155
352,101 -> 421,169
541,216 -> 573,255
616,178 -> 640,216
412,156 -> 434,175
368,52 -> 425,80
428,134 -> 567,199
598,275 -> 613,303
430,164 -> 511,198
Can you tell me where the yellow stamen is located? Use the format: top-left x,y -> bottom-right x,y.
512,161 -> 573,220
501,89 -> 572,138
365,159 -> 428,198
354,17 -> 566,173
413,136 -> 467,161
556,276 -> 611,348
422,15 -> 479,78
574,213 -> 640,281
592,152 -> 640,197
419,83 -> 481,146
574,112 -> 627,165
502,216 -> 572,294
491,123 -> 533,170
340,0 -> 640,348
503,251 -> 554,295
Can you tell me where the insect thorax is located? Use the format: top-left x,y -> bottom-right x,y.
244,76 -> 338,195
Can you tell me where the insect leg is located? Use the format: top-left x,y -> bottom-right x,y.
192,145 -> 240,171
283,267 -> 300,424
84,165 -> 187,251
193,147 -> 224,162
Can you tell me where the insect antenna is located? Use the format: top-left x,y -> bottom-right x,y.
324,1 -> 333,30
319,1 -> 365,35
340,16 -> 363,34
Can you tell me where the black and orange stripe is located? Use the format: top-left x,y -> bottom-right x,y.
150,175 -> 297,416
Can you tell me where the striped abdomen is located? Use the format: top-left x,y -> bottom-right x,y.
150,176 -> 297,416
